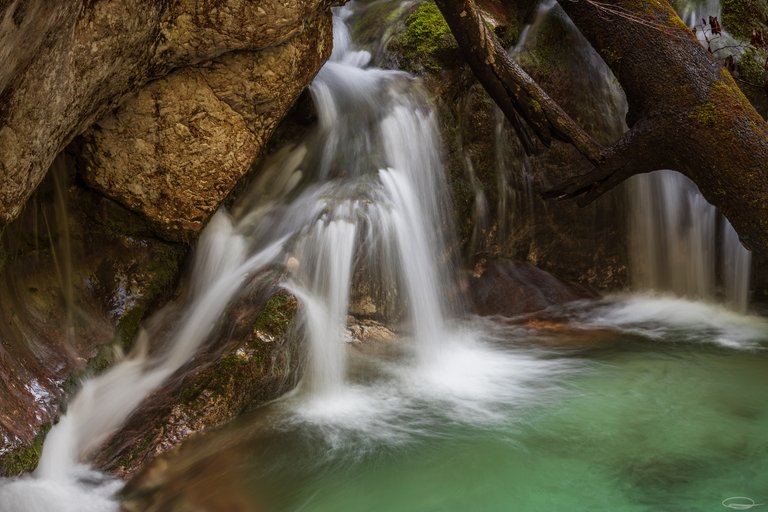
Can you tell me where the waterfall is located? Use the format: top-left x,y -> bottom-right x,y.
629,167 -> 753,311
286,214 -> 358,397
0,3 -> 456,506
677,0 -> 721,28
627,0 -> 751,310
628,171 -> 717,300
34,213 -> 285,481
491,0 -> 752,310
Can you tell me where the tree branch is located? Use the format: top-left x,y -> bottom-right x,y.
434,0 -> 604,164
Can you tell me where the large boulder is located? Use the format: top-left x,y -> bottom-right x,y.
77,12 -> 333,240
0,0 -> 336,235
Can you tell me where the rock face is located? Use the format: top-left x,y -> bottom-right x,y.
78,13 -> 333,240
0,0 -> 335,236
92,289 -> 301,479
0,159 -> 186,476
469,257 -> 598,317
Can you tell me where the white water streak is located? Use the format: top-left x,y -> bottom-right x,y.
36,213 -> 284,480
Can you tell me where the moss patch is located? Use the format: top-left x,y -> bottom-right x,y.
0,424 -> 50,476
251,291 -> 297,341
397,1 -> 458,72
722,0 -> 768,40
733,46 -> 768,117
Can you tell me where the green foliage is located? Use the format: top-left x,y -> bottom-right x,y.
398,1 -> 457,72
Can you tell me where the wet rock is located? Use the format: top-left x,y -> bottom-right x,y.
93,289 -> 300,479
346,317 -> 397,344
0,158 -> 186,476
0,0 -> 336,232
469,257 -> 598,317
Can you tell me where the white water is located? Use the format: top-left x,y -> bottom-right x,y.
0,212 -> 285,509
287,215 -> 358,397
3,1 -> 763,509
1,4 -> 457,508
628,0 -> 751,310
629,169 -> 751,311
629,171 -> 717,300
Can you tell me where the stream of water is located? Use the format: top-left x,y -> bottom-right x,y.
119,296 -> 768,511
0,1 -> 765,511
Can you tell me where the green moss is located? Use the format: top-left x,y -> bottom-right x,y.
733,46 -> 768,117
689,100 -> 720,126
737,47 -> 768,84
251,292 -> 297,340
690,76 -> 763,128
398,0 -> 458,72
493,22 -> 519,49
722,0 -> 768,40
0,424 -> 50,476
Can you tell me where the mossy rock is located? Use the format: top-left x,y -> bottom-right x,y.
722,0 -> 768,40
733,46 -> 768,117
97,289 -> 300,478
0,425 -> 50,476
395,0 -> 459,73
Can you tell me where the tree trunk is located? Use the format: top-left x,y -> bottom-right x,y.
439,0 -> 768,253
433,0 -> 603,163
553,0 -> 768,254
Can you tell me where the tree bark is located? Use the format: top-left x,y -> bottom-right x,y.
439,0 -> 768,253
554,0 -> 768,254
434,0 -> 603,163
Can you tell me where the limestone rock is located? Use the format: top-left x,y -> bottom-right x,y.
78,13 -> 333,240
0,0 -> 334,229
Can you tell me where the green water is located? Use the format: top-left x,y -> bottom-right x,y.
252,351 -> 767,511
133,299 -> 768,512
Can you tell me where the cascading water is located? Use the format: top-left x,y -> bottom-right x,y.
494,0 -> 752,310
0,3 -> 457,508
627,0 -> 752,311
628,171 -> 717,300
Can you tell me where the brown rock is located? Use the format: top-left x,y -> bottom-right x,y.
0,0 -> 335,230
469,257 -> 598,317
78,12 -> 333,240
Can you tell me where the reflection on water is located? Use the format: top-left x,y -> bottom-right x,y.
123,295 -> 768,512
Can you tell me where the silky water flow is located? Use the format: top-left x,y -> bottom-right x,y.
1,2 -> 766,511
0,4 -> 462,509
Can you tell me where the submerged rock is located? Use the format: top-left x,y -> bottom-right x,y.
469,257 -> 598,317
